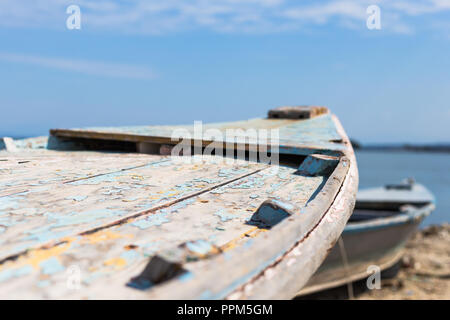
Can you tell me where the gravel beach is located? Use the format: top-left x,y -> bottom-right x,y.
298,224 -> 450,300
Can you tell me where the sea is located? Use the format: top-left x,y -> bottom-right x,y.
356,150 -> 449,227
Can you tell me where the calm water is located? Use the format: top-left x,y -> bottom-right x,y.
356,150 -> 450,227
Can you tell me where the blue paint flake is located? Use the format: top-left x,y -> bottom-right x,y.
214,209 -> 235,222
37,280 -> 51,288
26,228 -> 71,242
0,265 -> 33,283
218,168 -> 247,178
40,257 -> 65,275
70,168 -> 139,185
131,213 -> 170,229
179,272 -> 194,283
0,196 -> 20,211
46,209 -> 126,228
120,250 -> 139,265
65,195 -> 87,202
193,178 -> 218,184
186,240 -> 213,255
163,198 -> 195,213
25,209 -> 126,243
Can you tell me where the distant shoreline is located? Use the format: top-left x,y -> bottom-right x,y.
351,140 -> 450,154
358,146 -> 450,153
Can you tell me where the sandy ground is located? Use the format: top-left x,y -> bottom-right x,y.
299,224 -> 450,300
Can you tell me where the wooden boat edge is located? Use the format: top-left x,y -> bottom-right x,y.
118,114 -> 359,299
226,115 -> 359,299
0,109 -> 359,299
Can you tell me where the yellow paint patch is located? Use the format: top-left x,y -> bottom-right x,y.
0,242 -> 72,272
60,236 -> 78,244
26,244 -> 70,270
82,230 -> 133,244
220,227 -> 268,252
0,237 -> 75,273
157,190 -> 180,198
103,257 -> 127,268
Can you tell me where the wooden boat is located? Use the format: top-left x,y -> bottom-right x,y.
0,106 -> 358,299
297,179 -> 435,297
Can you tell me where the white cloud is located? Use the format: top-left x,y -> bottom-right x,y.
390,0 -> 450,15
0,0 -> 448,35
283,1 -> 367,24
0,52 -> 155,79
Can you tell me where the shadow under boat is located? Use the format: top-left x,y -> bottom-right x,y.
296,178 -> 435,297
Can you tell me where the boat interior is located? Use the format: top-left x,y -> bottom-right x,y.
349,182 -> 433,223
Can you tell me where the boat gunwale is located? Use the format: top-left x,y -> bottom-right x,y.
223,115 -> 359,299
48,113 -> 346,157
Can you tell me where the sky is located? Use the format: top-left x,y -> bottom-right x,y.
0,0 -> 449,144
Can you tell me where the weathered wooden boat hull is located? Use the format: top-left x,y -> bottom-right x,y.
297,184 -> 434,296
0,107 -> 358,299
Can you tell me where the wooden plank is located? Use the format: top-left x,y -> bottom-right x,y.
49,114 -> 345,155
0,154 -> 267,262
0,164 -> 325,298
0,151 -> 162,196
